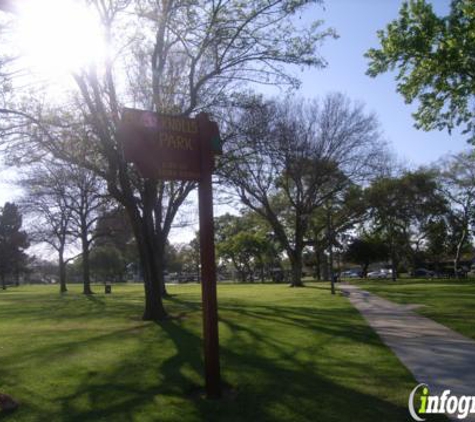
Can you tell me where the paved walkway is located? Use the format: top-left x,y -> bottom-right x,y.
340,284 -> 475,421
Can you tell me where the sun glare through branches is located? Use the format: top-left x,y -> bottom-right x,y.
16,0 -> 106,79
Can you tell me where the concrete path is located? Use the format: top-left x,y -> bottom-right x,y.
340,284 -> 475,421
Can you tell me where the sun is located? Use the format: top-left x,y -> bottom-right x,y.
16,0 -> 106,78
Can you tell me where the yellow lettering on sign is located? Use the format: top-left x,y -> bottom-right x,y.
122,110 -> 198,134
159,116 -> 198,134
157,133 -> 194,150
123,110 -> 137,124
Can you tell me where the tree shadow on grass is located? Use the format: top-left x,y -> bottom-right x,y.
51,319 -> 450,420
0,292 -> 144,324
0,294 -> 450,422
167,294 -> 382,349
84,294 -> 106,306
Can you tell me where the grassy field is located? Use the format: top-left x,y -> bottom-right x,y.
354,278 -> 475,340
0,283 -> 445,421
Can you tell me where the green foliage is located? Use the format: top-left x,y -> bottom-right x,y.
366,170 -> 447,274
420,212 -> 473,268
89,246 -> 126,282
176,237 -> 201,275
215,212 -> 278,282
368,170 -> 446,230
423,218 -> 451,264
344,236 -> 390,274
0,202 -> 29,287
432,151 -> 475,266
93,207 -> 138,266
164,241 -> 185,274
310,185 -> 367,245
366,0 -> 475,142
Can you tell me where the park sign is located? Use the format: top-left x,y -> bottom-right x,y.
118,107 -> 222,399
119,108 -> 221,181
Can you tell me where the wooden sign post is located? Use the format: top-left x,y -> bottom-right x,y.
119,108 -> 222,399
196,113 -> 221,398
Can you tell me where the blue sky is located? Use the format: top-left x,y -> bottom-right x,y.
0,0 -> 470,209
291,0 -> 469,167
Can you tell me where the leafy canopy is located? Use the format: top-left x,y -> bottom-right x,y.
366,0 -> 475,143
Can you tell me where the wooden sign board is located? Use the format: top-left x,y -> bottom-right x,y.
119,108 -> 220,181
118,108 -> 222,399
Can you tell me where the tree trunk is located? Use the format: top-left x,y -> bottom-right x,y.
155,238 -> 168,297
388,228 -> 397,281
81,230 -> 93,294
391,262 -> 397,281
454,229 -> 467,279
363,262 -> 369,278
105,149 -> 170,319
246,262 -> 254,282
239,268 -> 246,282
124,195 -> 168,321
231,258 -> 245,282
322,254 -> 329,281
59,251 -> 67,293
390,251 -> 397,281
289,216 -> 305,287
329,245 -> 335,295
327,208 -> 335,295
315,248 -> 321,280
289,252 -> 304,287
259,259 -> 265,283
1,274 -> 5,290
137,231 -> 168,320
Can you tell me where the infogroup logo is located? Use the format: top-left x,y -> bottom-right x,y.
409,383 -> 475,420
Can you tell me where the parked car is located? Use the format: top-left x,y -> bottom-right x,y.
367,270 -> 388,279
178,273 -> 199,283
411,268 -> 435,278
340,270 -> 362,279
435,267 -> 467,278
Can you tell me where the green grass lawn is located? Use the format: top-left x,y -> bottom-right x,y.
354,278 -> 475,340
0,283 -> 445,421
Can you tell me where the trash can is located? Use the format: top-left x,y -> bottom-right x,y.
105,283 -> 112,294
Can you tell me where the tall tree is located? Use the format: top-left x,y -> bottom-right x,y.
344,235 -> 390,277
1,0 -> 335,319
221,94 -> 383,287
177,236 -> 201,281
0,202 -> 29,289
90,246 -> 127,282
366,0 -> 475,142
308,184 -> 367,289
93,206 -> 138,263
65,165 -> 110,294
366,170 -> 447,279
215,212 -> 275,282
423,218 -> 451,271
21,162 -> 109,293
436,151 -> 475,275
21,164 -> 74,293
